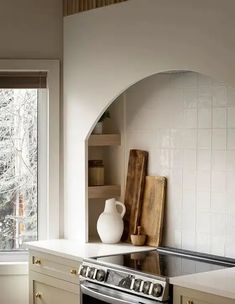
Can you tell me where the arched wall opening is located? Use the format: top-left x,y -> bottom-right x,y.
64,0 -> 235,257
88,70 -> 235,257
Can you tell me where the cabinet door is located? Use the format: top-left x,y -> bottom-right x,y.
30,271 -> 79,304
181,295 -> 209,304
173,286 -> 235,304
29,250 -> 81,284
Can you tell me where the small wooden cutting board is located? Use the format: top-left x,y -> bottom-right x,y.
140,176 -> 166,247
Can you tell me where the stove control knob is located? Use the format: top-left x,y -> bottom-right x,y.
152,283 -> 163,298
96,269 -> 106,282
142,281 -> 152,295
133,279 -> 142,292
118,276 -> 132,289
87,267 -> 96,279
79,266 -> 88,277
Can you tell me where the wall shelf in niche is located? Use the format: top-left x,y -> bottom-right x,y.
88,185 -> 121,199
88,134 -> 121,146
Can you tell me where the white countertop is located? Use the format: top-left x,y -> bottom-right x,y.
170,267 -> 235,300
27,239 -> 235,300
26,239 -> 153,262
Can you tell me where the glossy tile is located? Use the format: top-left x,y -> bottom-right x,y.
212,108 -> 226,128
227,87 -> 235,106
211,213 -> 227,236
182,231 -> 196,250
210,236 -> 225,256
124,72 -> 235,257
212,150 -> 226,171
183,87 -> 197,109
212,86 -> 227,107
198,108 -> 212,128
197,170 -> 211,191
196,211 -> 210,233
212,129 -> 226,150
226,151 -> 235,171
197,150 -> 211,170
211,192 -> 227,213
227,129 -> 235,150
197,191 -> 211,211
183,169 -> 196,191
183,149 -> 196,169
196,233 -> 210,253
182,129 -> 197,149
184,109 -> 197,128
228,107 -> 235,128
211,171 -> 226,192
198,129 -> 211,149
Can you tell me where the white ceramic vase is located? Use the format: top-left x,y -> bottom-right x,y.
97,198 -> 126,244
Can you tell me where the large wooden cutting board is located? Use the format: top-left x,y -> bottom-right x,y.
140,176 -> 166,247
122,149 -> 148,241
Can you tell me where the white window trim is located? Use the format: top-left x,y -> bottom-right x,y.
0,60 -> 60,255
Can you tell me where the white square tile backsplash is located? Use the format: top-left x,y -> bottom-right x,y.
212,129 -> 227,150
228,129 -> 235,149
125,71 -> 235,257
212,108 -> 227,128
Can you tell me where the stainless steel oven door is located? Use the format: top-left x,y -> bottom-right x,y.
80,280 -> 162,304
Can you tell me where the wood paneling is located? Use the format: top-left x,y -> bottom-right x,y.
63,0 -> 128,16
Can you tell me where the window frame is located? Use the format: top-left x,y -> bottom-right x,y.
0,60 -> 60,256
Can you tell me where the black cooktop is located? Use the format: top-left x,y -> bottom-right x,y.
94,247 -> 235,278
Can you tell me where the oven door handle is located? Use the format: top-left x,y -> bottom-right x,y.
81,283 -> 137,304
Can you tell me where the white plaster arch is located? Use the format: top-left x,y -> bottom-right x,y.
64,0 -> 235,241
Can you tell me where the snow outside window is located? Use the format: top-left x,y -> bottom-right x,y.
0,89 -> 38,250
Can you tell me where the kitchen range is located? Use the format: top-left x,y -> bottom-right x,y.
79,247 -> 235,304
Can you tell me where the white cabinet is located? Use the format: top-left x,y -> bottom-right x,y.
174,286 -> 235,304
29,250 -> 81,304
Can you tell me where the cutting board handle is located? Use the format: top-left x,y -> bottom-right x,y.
115,201 -> 126,218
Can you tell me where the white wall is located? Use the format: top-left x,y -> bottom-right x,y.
0,263 -> 28,304
0,1 -> 63,303
0,275 -> 28,304
64,0 -> 235,242
0,0 -> 62,59
125,71 -> 235,257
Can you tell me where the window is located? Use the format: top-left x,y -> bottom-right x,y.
0,88 -> 38,250
0,73 -> 47,251
0,61 -> 60,257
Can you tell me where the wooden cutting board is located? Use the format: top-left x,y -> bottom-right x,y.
122,149 -> 148,241
140,176 -> 166,247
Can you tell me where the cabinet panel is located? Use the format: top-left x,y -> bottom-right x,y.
34,281 -> 77,304
29,250 -> 81,284
181,295 -> 209,304
174,286 -> 235,304
29,271 -> 79,304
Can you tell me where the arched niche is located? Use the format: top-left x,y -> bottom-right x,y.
64,0 -> 235,242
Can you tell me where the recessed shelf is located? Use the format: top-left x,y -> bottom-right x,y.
88,185 -> 121,199
88,134 -> 121,146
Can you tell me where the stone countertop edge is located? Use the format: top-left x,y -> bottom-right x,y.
26,239 -> 154,262
170,267 -> 235,300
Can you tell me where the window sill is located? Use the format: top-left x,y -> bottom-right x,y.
0,251 -> 28,263
0,262 -> 28,275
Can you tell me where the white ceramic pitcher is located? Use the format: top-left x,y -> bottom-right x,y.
97,198 -> 126,244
